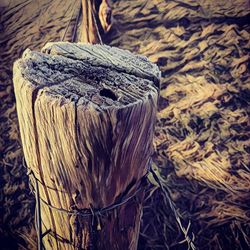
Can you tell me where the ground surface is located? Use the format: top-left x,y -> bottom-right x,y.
0,0 -> 249,249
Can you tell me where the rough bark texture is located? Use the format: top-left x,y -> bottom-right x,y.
13,42 -> 160,249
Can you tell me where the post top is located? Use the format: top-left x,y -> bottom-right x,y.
42,42 -> 161,86
14,43 -> 160,111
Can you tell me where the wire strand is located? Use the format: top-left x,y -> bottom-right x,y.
148,161 -> 196,250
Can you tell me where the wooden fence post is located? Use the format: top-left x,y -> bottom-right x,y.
79,0 -> 113,44
13,42 -> 160,250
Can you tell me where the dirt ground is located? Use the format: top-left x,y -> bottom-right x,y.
0,0 -> 249,249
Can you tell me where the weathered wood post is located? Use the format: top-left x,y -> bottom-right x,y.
13,42 -> 160,249
81,0 -> 101,43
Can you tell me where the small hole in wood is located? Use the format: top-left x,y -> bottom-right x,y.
100,88 -> 117,101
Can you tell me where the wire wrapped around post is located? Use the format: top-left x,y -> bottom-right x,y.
27,165 -> 149,250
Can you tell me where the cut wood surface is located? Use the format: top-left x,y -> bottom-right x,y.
13,42 -> 160,249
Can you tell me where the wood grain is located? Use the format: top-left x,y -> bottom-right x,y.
13,42 -> 160,249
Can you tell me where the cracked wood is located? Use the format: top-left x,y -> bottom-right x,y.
13,42 -> 160,250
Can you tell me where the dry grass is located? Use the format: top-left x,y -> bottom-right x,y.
0,0 -> 249,249
108,0 -> 250,249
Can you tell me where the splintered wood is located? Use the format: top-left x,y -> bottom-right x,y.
13,42 -> 160,250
